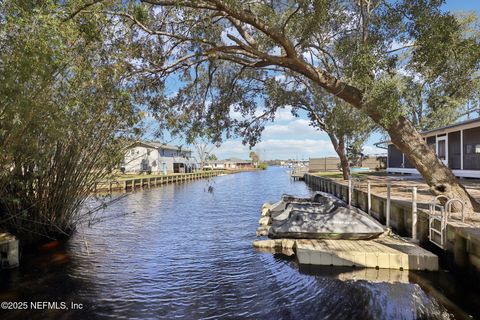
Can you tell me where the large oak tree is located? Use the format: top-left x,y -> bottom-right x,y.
72,0 -> 480,213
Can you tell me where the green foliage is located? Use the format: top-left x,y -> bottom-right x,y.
249,151 -> 260,164
0,1 -> 141,242
208,154 -> 218,161
258,162 -> 268,170
401,10 -> 480,130
363,75 -> 405,128
106,0 -> 480,137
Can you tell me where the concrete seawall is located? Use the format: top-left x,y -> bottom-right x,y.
304,174 -> 480,280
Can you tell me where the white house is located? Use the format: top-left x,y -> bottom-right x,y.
202,158 -> 254,170
202,161 -> 225,170
122,141 -> 197,174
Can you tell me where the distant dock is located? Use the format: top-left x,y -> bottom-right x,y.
94,170 -> 226,193
290,167 -> 308,181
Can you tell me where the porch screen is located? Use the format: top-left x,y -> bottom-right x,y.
388,144 -> 403,168
448,131 -> 461,169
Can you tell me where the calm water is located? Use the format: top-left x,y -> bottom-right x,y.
1,167 -> 479,319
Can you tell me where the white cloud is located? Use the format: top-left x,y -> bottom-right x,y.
274,106 -> 296,121
263,119 -> 321,138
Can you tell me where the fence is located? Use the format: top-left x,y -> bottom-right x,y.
304,173 -> 480,278
308,156 -> 387,173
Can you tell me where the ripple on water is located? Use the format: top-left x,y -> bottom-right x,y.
0,168 -> 463,320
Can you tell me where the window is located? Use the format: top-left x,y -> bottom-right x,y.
152,160 -> 157,167
437,140 -> 446,160
466,144 -> 480,154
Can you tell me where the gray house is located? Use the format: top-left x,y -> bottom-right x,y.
387,118 -> 480,178
123,141 -> 197,174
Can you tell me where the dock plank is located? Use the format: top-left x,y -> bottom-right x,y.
295,236 -> 438,271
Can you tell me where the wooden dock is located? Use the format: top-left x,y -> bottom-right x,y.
94,170 -> 225,193
290,169 -> 307,181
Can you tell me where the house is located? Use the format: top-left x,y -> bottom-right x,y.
224,158 -> 254,169
202,160 -> 225,170
122,141 -> 197,174
386,118 -> 480,178
202,158 -> 254,170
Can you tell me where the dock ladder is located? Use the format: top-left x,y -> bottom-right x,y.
429,195 -> 465,249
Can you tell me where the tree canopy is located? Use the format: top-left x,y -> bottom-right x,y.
88,0 -> 478,211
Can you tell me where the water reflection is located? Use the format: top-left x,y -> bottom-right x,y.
0,167 -> 477,319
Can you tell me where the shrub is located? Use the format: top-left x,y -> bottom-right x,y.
258,163 -> 268,170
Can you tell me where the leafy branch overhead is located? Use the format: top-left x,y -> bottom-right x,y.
80,0 -> 478,211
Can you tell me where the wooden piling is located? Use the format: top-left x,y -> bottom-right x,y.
0,233 -> 19,269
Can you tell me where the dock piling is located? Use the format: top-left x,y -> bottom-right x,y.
0,233 -> 19,269
412,186 -> 418,241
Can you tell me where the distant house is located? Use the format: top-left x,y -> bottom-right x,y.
202,158 -> 254,170
224,158 -> 254,169
203,161 -> 225,170
122,141 -> 197,174
386,118 -> 480,178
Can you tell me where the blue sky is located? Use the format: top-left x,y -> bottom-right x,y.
152,0 -> 480,161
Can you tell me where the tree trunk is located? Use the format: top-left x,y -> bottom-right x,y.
386,116 -> 480,213
287,60 -> 480,213
328,133 -> 350,180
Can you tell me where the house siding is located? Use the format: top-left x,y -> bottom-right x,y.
123,144 -> 195,174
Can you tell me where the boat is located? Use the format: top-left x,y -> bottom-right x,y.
266,192 -> 385,240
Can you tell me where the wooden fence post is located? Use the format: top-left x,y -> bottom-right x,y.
386,183 -> 391,228
412,186 -> 418,241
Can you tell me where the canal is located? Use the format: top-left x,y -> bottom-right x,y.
1,167 -> 479,319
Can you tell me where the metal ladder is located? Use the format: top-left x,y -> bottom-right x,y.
429,195 -> 465,249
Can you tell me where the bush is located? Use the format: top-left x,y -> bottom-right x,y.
258,163 -> 268,170
0,4 -> 140,243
